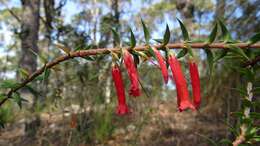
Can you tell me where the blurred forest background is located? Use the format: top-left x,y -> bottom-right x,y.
0,0 -> 259,145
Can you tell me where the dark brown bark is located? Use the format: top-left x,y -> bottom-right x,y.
20,0 -> 40,74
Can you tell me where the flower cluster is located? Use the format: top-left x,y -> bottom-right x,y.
111,48 -> 201,115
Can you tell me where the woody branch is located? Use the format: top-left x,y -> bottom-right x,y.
0,42 -> 260,107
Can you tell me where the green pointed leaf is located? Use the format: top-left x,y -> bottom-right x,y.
153,39 -> 163,43
134,51 -> 149,61
252,136 -> 260,142
242,99 -> 253,107
214,50 -> 228,62
177,49 -> 188,58
129,27 -> 136,48
81,56 -> 95,61
205,49 -> 214,75
218,19 -> 232,42
163,24 -> 170,46
249,33 -> 260,45
231,112 -> 244,117
207,23 -> 218,44
250,112 -> 260,119
18,68 -> 29,79
219,139 -> 232,145
74,44 -> 93,51
252,101 -> 260,108
43,67 -> 50,84
0,94 -> 5,100
0,80 -> 20,89
177,18 -> 189,41
229,87 -> 247,96
12,92 -> 28,109
228,45 -> 249,61
30,49 -> 48,64
141,18 -> 150,44
55,43 -> 71,54
132,53 -> 140,67
111,28 -> 121,46
148,47 -> 156,58
186,44 -> 194,57
253,87 -> 260,93
24,85 -> 40,97
164,49 -> 169,69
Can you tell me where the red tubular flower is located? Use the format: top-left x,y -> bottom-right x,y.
189,60 -> 201,110
168,54 -> 195,112
153,48 -> 169,84
123,50 -> 141,97
112,64 -> 130,115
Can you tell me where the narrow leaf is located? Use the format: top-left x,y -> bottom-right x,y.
81,56 -> 95,61
177,18 -> 189,41
141,18 -> 150,44
207,23 -> 218,44
43,67 -> 50,84
129,27 -> 136,48
12,92 -> 28,109
148,47 -> 156,58
134,51 -> 149,61
132,53 -> 140,67
24,85 -> 40,97
218,19 -> 232,42
0,80 -> 20,89
18,68 -> 29,79
204,49 -> 214,75
153,39 -> 163,43
30,49 -> 48,64
163,24 -> 170,46
228,45 -> 249,61
111,28 -> 121,46
214,50 -> 228,62
177,49 -> 188,58
55,43 -> 71,54
250,112 -> 260,119
249,33 -> 260,45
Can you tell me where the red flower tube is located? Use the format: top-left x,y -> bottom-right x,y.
189,60 -> 201,110
112,63 -> 130,115
123,50 -> 141,97
153,48 -> 169,84
168,54 -> 195,112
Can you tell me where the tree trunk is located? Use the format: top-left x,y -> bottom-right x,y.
215,0 -> 225,19
20,0 -> 40,74
43,0 -> 55,48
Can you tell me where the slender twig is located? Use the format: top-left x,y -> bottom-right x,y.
242,56 -> 260,67
0,0 -> 21,23
0,42 -> 260,107
232,82 -> 253,146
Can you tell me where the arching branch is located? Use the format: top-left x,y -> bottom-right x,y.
0,42 -> 260,107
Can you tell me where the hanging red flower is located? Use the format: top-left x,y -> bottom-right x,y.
189,60 -> 201,110
123,50 -> 141,97
112,63 -> 130,115
153,48 -> 169,84
168,54 -> 195,112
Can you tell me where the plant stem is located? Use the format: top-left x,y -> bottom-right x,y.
232,82 -> 253,146
0,42 -> 260,107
